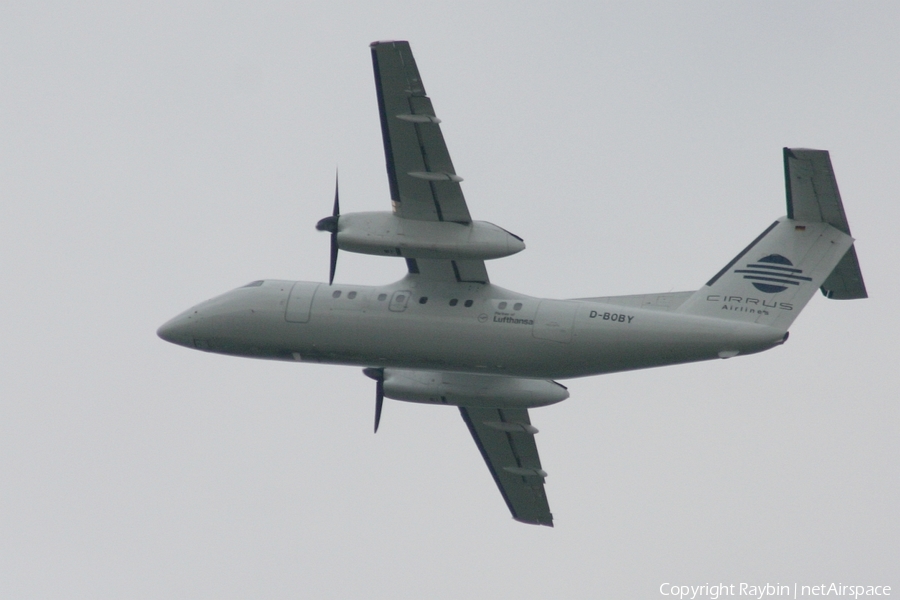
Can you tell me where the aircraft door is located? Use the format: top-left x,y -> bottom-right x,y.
389,290 -> 412,312
285,282 -> 320,323
532,300 -> 577,343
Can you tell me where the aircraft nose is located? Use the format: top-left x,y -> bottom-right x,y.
157,313 -> 194,348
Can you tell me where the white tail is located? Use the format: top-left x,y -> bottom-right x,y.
678,218 -> 852,330
678,148 -> 865,331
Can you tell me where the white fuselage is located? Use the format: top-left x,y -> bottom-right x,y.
158,278 -> 785,380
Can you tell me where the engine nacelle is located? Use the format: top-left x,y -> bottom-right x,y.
381,369 -> 568,409
335,212 -> 525,260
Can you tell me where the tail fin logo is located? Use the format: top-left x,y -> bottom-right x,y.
734,254 -> 812,293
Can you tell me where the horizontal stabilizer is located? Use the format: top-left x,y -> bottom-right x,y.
784,147 -> 867,299
785,148 -> 850,232
821,245 -> 867,299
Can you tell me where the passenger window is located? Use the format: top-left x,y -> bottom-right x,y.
449,298 -> 458,306
498,301 -> 507,309
419,297 -> 428,304
332,290 -> 341,299
514,302 -> 523,311
396,294 -> 406,303
378,293 -> 387,301
348,291 -> 357,299
464,299 -> 473,307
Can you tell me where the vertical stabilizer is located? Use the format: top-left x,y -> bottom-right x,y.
678,218 -> 852,331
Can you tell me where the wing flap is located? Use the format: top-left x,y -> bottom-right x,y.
459,407 -> 553,526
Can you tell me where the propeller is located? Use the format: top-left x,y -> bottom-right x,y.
315,171 -> 340,285
362,367 -> 385,433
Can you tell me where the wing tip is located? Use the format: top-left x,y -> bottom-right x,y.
513,515 -> 554,527
370,39 -> 409,48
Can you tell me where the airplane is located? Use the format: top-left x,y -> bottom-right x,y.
158,40 -> 868,527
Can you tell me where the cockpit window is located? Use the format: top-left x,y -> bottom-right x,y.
241,280 -> 264,288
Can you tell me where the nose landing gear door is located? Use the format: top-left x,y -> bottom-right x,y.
285,282 -> 320,323
389,290 -> 412,312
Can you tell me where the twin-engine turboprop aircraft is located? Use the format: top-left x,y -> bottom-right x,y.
158,41 -> 868,527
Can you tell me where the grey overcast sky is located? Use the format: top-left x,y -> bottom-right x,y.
2,2 -> 898,598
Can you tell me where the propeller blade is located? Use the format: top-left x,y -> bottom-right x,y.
374,379 -> 384,433
332,170 -> 340,217
315,171 -> 341,285
330,172 -> 339,284
329,231 -> 338,285
363,367 -> 385,433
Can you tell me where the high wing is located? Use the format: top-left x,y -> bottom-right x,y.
368,41 -> 550,523
370,40 -> 489,284
459,407 -> 553,526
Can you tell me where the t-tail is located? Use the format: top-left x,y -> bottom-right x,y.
678,148 -> 867,332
